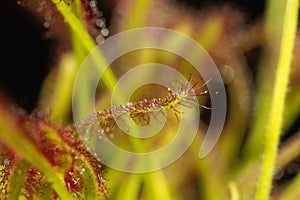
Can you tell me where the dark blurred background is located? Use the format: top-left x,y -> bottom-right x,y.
0,0 -> 54,112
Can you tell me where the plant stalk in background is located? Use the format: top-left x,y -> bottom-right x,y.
255,0 -> 299,199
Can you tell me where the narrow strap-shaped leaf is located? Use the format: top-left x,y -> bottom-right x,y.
7,160 -> 30,200
0,114 -> 75,200
255,0 -> 299,199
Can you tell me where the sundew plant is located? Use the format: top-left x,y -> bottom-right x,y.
0,0 -> 300,199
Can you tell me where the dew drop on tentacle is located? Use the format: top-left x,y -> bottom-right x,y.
96,18 -> 106,28
98,128 -> 104,140
3,159 -> 10,166
89,1 -> 97,8
43,21 -> 50,28
97,128 -> 103,134
101,28 -> 109,37
100,176 -> 105,183
81,0 -> 110,42
44,13 -> 52,22
95,10 -> 103,18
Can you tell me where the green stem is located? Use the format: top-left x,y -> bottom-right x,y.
122,0 -> 153,29
255,0 -> 299,199
52,0 -> 94,52
7,161 -> 30,200
242,0 -> 286,165
115,174 -> 142,200
228,181 -> 240,200
144,171 -> 171,200
51,0 -> 117,92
